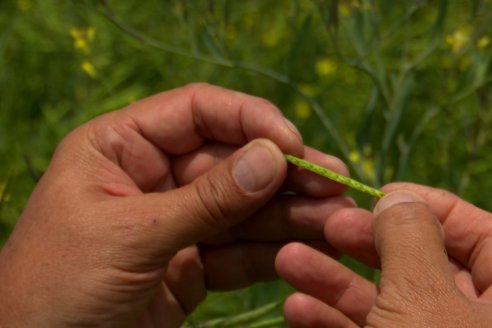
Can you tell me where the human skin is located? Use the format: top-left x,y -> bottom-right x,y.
276,184 -> 492,327
0,83 -> 354,327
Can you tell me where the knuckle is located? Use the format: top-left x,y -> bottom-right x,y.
245,97 -> 280,114
369,279 -> 462,327
192,174 -> 237,229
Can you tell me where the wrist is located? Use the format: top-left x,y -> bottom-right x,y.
0,246 -> 62,328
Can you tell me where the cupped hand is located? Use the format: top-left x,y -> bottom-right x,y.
276,183 -> 492,327
0,83 -> 353,328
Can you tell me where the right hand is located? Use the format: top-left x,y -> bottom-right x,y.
276,183 -> 492,327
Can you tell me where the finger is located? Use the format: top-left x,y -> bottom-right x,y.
324,207 -> 379,267
83,83 -> 303,193
172,144 -> 349,197
373,190 -> 456,303
449,259 -> 480,300
164,246 -> 206,314
382,183 -> 492,294
122,83 -> 303,155
202,241 -> 337,290
283,293 -> 359,328
203,242 -> 279,290
230,195 -> 355,241
162,241 -> 335,321
206,195 -> 355,244
276,242 -> 376,325
108,139 -> 288,266
139,283 -> 186,328
64,118 -> 173,194
171,143 -> 236,188
285,147 -> 350,197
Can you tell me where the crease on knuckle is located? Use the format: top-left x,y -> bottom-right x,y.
193,174 -> 232,229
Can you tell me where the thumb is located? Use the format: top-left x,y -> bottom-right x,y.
373,190 -> 453,298
121,138 -> 288,254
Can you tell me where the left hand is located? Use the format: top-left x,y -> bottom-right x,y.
276,183 -> 492,327
0,83 -> 353,328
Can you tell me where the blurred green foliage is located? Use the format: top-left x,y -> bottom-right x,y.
2,0 -> 492,326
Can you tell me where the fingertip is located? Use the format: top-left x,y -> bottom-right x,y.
257,138 -> 290,187
275,242 -> 306,275
283,118 -> 304,149
283,293 -> 312,325
374,190 -> 426,216
380,182 -> 424,194
324,208 -> 373,243
232,139 -> 287,194
283,293 -> 358,328
324,208 -> 379,267
240,99 -> 303,156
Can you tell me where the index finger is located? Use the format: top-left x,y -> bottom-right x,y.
122,83 -> 304,155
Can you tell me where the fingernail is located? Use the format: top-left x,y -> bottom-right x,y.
284,118 -> 303,144
233,143 -> 278,193
374,190 -> 425,216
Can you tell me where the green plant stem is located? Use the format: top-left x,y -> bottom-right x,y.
183,301 -> 281,328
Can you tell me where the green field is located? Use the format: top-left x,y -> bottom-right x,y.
2,1 -> 492,326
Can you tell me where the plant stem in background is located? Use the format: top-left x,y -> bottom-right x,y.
97,0 -> 366,180
183,301 -> 282,328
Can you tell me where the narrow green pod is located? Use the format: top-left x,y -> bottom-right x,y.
285,154 -> 385,198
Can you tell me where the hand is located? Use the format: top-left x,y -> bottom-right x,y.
276,183 -> 492,327
0,83 -> 353,328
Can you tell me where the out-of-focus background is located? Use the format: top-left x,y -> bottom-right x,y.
2,0 -> 492,326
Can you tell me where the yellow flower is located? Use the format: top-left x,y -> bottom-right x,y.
87,27 -> 96,41
261,28 -> 280,48
477,36 -> 490,50
315,57 -> 337,76
0,182 -> 10,203
349,150 -> 360,163
70,27 -> 96,55
349,149 -> 375,181
294,101 -> 311,119
81,60 -> 97,78
361,159 -> 375,181
339,3 -> 351,16
445,28 -> 470,54
339,0 -> 370,15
